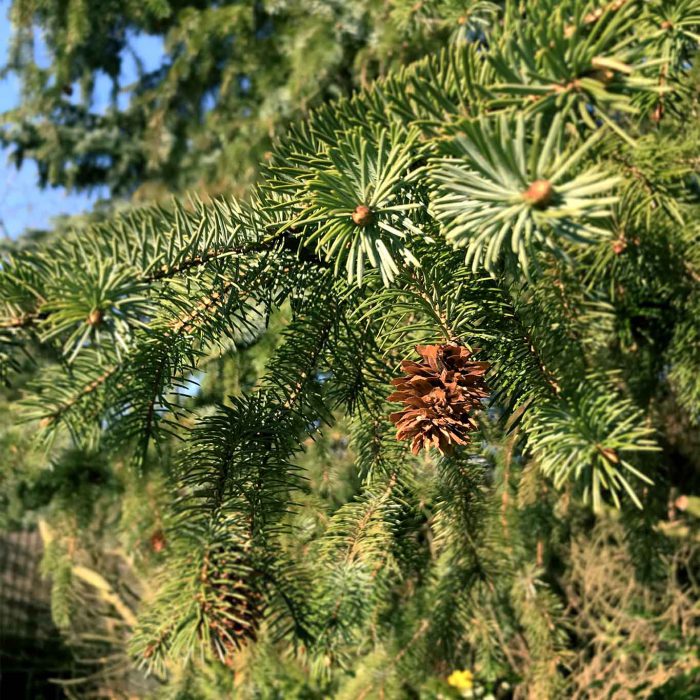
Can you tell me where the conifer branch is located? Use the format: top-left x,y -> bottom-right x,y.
3,4 -> 699,694
40,364 -> 118,425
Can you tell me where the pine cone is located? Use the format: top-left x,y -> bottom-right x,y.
201,548 -> 264,663
388,343 -> 489,455
209,573 -> 264,664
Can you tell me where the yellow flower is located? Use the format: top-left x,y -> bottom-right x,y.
447,669 -> 474,691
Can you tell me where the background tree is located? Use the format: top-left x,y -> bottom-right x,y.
1,2 -> 700,699
1,0 -> 468,199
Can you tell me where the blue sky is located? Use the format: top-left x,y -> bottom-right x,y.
0,2 -> 163,238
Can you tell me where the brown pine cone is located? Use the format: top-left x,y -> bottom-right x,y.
388,343 -> 489,455
200,547 -> 264,663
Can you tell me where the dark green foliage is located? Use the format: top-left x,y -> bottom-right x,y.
1,1 -> 700,698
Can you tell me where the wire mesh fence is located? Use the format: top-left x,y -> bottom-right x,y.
0,528 -> 73,699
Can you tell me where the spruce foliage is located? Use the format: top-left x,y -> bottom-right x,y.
1,1 -> 700,698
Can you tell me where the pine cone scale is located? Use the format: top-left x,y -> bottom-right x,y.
389,343 -> 489,455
